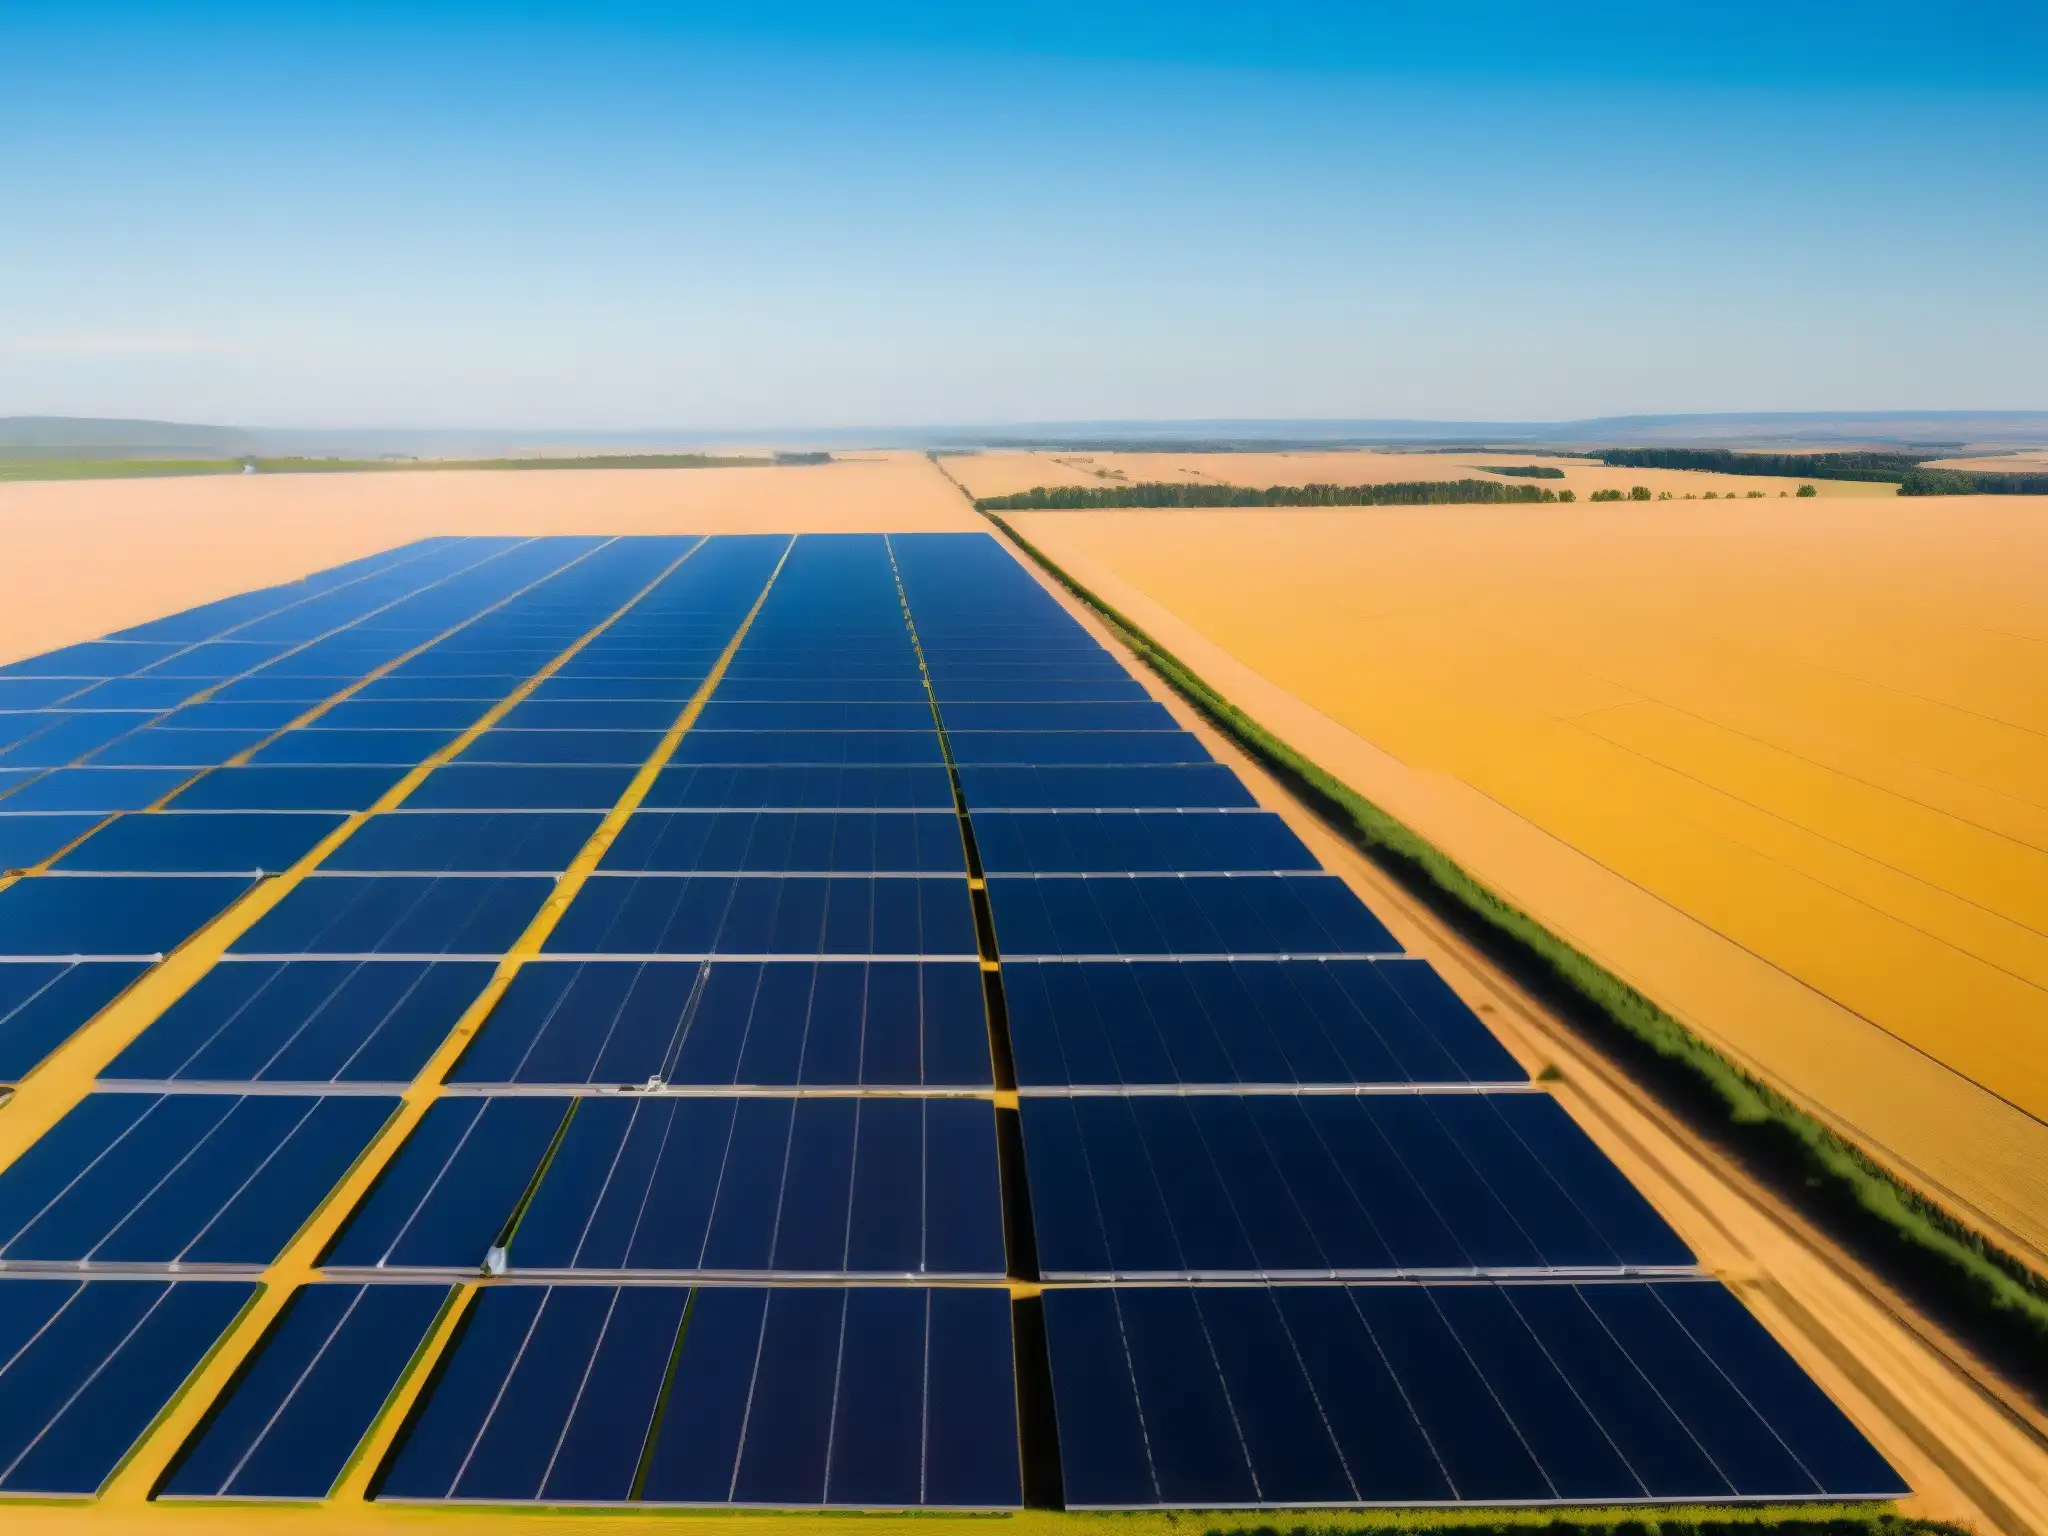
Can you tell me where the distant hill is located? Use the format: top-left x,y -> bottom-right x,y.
0,416 -> 255,457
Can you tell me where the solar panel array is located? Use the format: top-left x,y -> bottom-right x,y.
0,533 -> 1903,1511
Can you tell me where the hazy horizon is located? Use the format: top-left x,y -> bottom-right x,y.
4,2 -> 2044,430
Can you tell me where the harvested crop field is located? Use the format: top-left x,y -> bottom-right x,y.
0,452 -> 977,665
1012,498 -> 2048,1265
947,449 -> 1900,503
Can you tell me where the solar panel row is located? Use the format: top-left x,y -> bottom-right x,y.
0,534 -> 1905,1509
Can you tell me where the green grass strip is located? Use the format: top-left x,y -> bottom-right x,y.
983,509 -> 2048,1387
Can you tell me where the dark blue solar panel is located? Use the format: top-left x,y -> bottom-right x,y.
1043,1283 -> 1906,1507
674,731 -> 944,767
0,873 -> 255,957
986,873 -> 1398,957
456,729 -> 662,765
974,810 -> 1313,874
105,960 -> 494,1084
136,641 -> 295,679
524,675 -> 703,701
1021,1092 -> 1692,1277
510,1096 -> 1003,1276
162,1282 -> 450,1500
232,875 -> 551,956
939,701 -> 1177,731
601,811 -> 965,874
159,699 -> 316,732
401,764 -> 635,810
56,678 -> 208,710
707,678 -> 932,703
84,726 -> 273,767
452,959 -> 990,1088
946,731 -> 1210,767
168,765 -> 410,811
0,1278 -> 256,1494
0,641 -> 187,679
546,875 -> 977,957
323,812 -> 601,872
379,1284 -> 1020,1508
929,679 -> 1149,702
696,701 -> 936,730
498,699 -> 682,730
0,1092 -> 395,1265
0,713 -> 146,767
644,764 -> 955,810
957,764 -> 1256,810
0,813 -> 102,871
0,961 -> 148,1081
54,812 -> 344,873
1004,958 -> 1523,1088
320,699 -> 497,731
0,680 -> 85,709
0,767 -> 194,813
251,729 -> 461,767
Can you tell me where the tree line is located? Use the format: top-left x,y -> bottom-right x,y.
1594,447 -> 1927,482
976,480 -> 1573,510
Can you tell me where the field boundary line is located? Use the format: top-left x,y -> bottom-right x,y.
962,495 -> 2048,1400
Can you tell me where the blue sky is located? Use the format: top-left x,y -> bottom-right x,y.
2,2 -> 2043,430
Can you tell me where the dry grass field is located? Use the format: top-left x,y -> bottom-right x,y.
1013,498 -> 2048,1267
0,452 -> 976,664
947,448 -> 1899,502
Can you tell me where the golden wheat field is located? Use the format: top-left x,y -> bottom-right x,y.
1015,498 -> 2048,1263
947,448 -> 1900,502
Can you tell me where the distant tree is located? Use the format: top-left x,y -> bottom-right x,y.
1796,484 -> 1817,497
1629,486 -> 1652,501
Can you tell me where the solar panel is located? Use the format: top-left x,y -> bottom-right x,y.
956,763 -> 1257,810
0,1092 -> 395,1265
161,1282 -> 451,1500
53,812 -> 344,873
319,698 -> 496,731
451,958 -> 992,1088
322,811 -> 602,873
674,730 -> 945,766
974,809 -> 1315,874
401,764 -> 637,810
167,764 -> 411,811
231,874 -> 551,957
1021,1091 -> 1693,1277
455,729 -> 663,765
985,873 -> 1400,958
0,873 -> 256,958
0,961 -> 149,1081
1042,1282 -> 1907,1507
644,763 -> 955,810
545,874 -> 978,958
498,698 -> 683,730
1004,958 -> 1523,1089
250,728 -> 463,766
0,813 -> 102,871
104,960 -> 495,1085
947,730 -> 1213,766
601,810 -> 966,874
377,1284 -> 1020,1508
0,1278 -> 256,1494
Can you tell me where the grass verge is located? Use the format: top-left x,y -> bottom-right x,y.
982,508 -> 2048,1400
